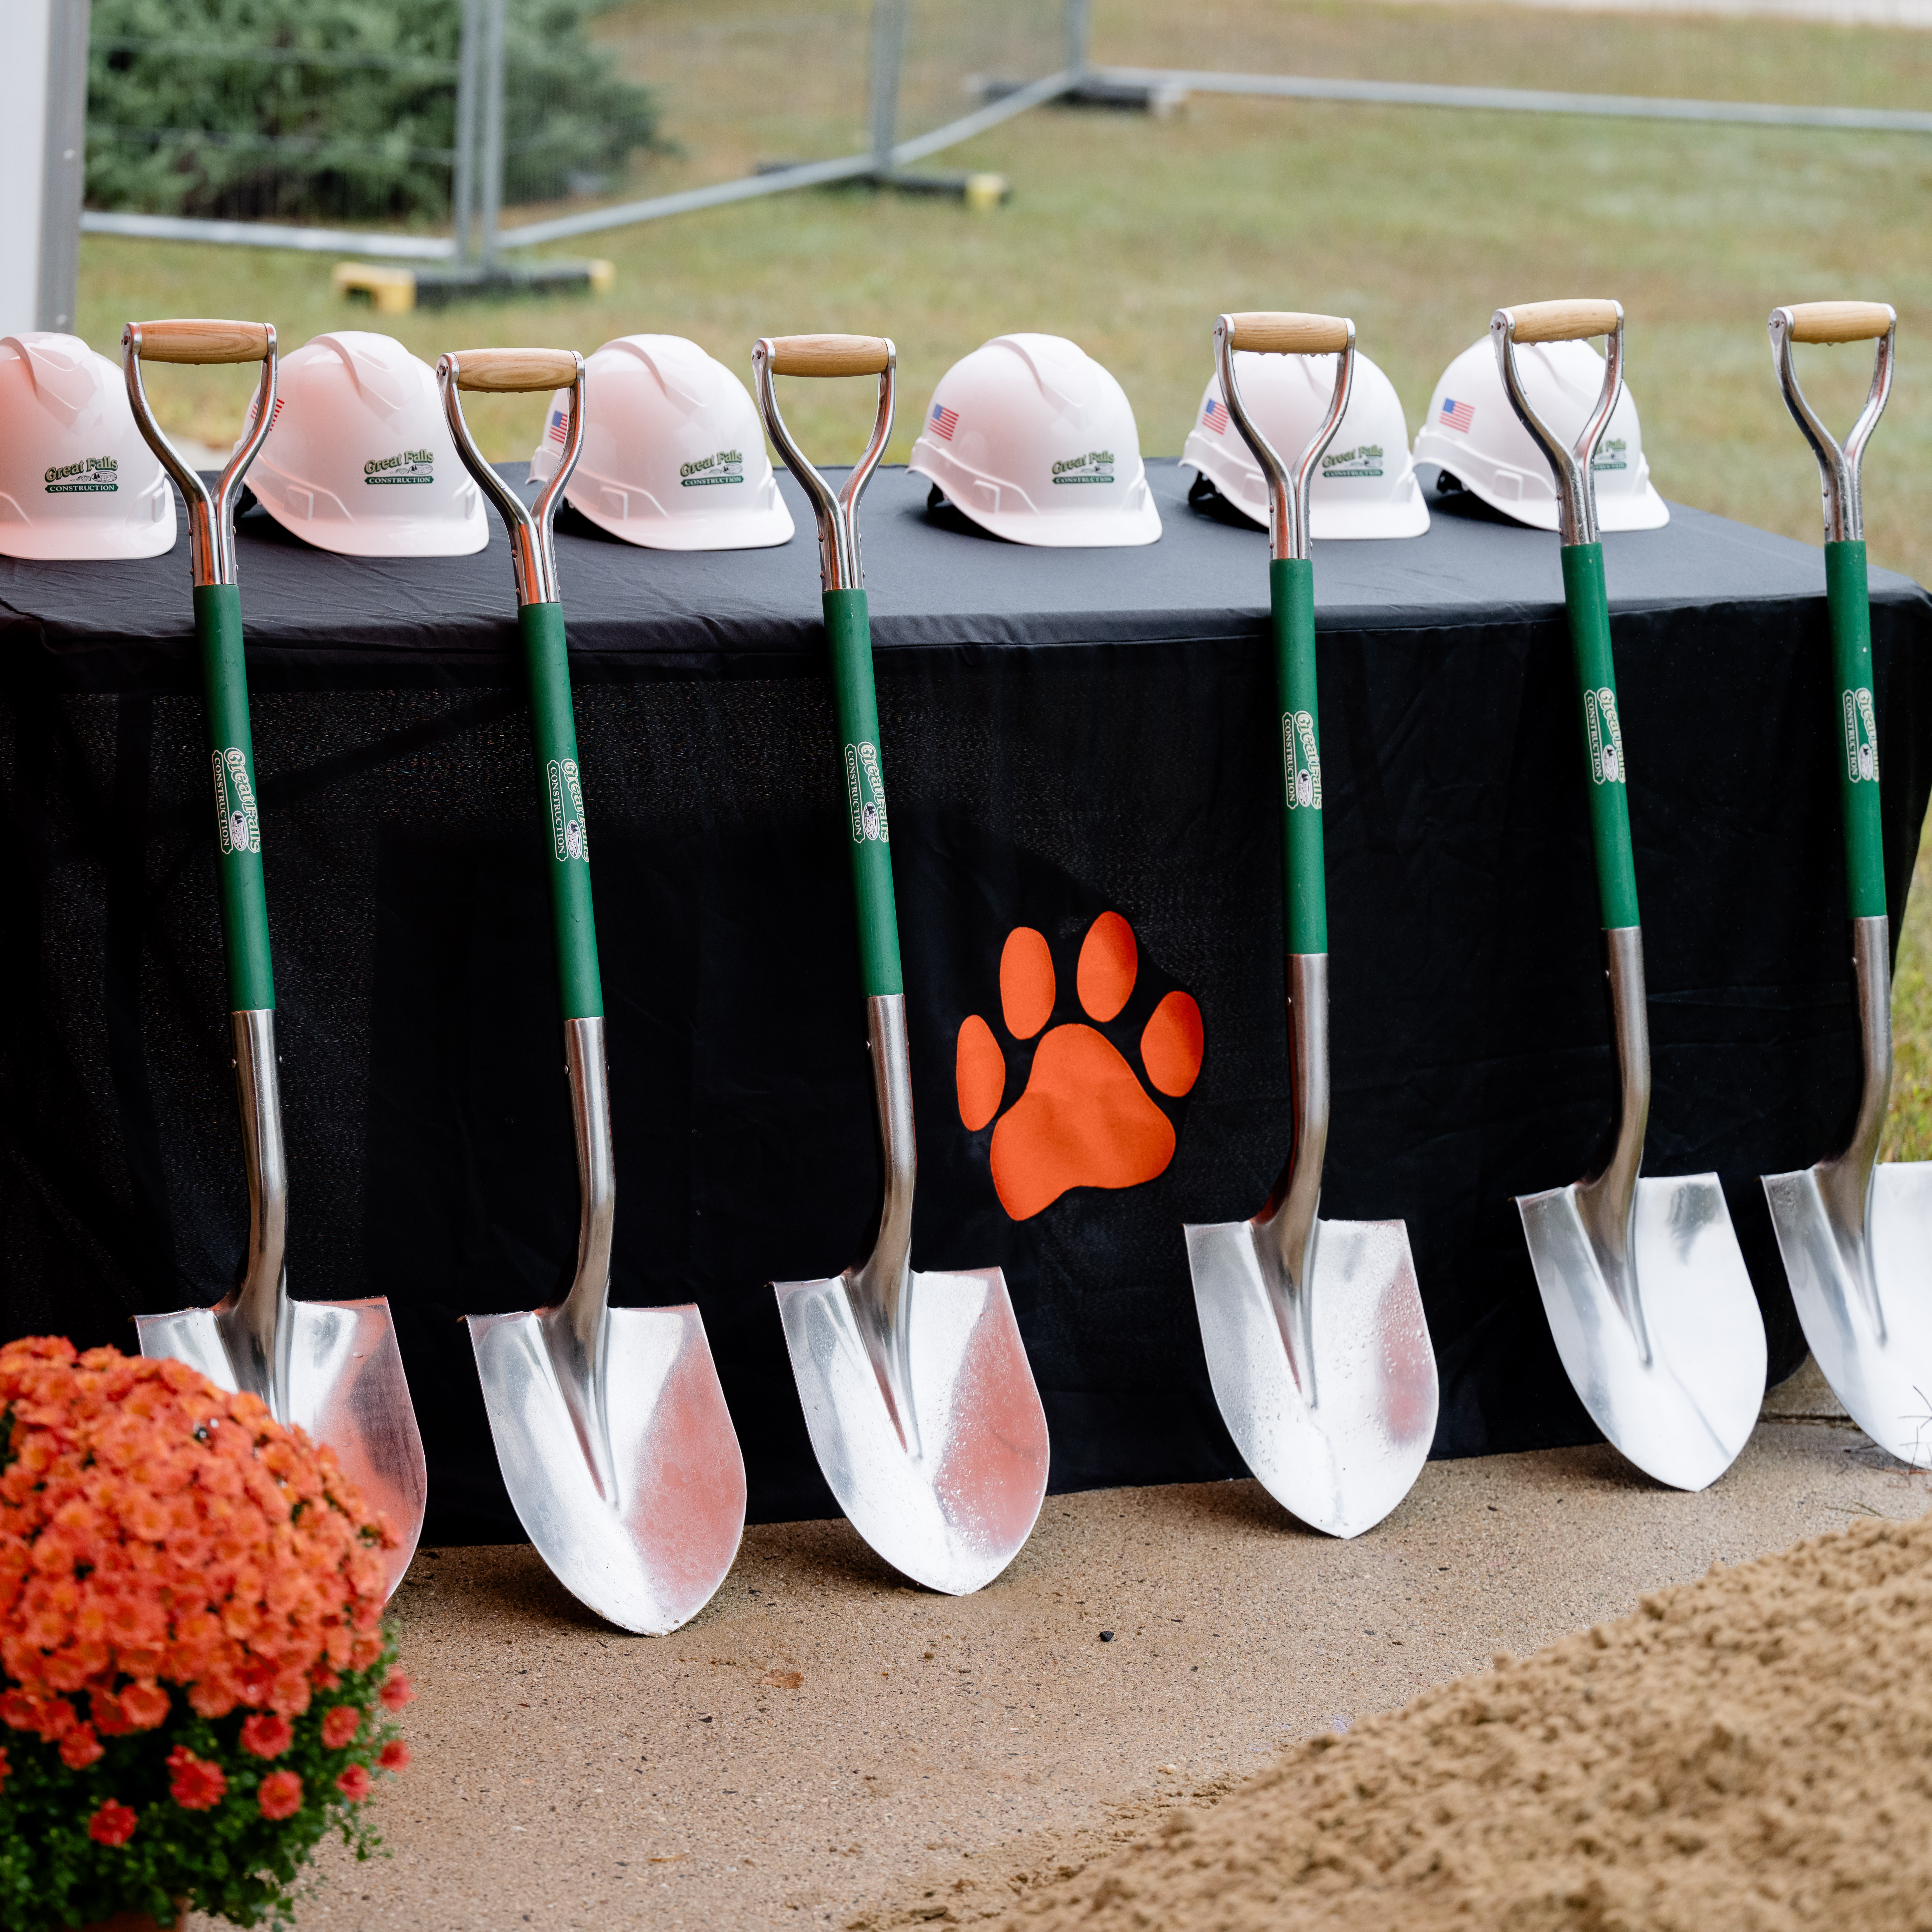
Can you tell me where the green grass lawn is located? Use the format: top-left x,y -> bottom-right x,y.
72,0 -> 1932,1153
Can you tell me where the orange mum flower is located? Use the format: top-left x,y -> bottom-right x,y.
88,1798 -> 138,1846
379,1669 -> 413,1713
58,1723 -> 103,1769
335,1763 -> 371,1802
257,1769 -> 302,1821
319,1705 -> 360,1749
167,1745 -> 227,1811
240,1712 -> 293,1759
118,1681 -> 170,1731
378,1738 -> 409,1772
0,1340 -> 394,1741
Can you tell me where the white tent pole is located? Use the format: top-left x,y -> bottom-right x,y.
39,0 -> 91,332
0,0 -> 54,336
868,0 -> 908,179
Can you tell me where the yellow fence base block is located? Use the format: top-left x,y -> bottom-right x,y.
332,262 -> 418,315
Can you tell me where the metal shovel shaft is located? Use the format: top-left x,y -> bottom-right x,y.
1257,952 -> 1327,1396
1256,557 -> 1334,1392
1557,542 -> 1649,1351
1809,537 -> 1892,1292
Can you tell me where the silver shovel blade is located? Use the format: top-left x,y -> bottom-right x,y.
137,1298 -> 427,1599
1765,1159 -> 1932,1465
1518,1174 -> 1765,1492
467,1303 -> 745,1636
775,1266 -> 1048,1596
1185,1216 -> 1436,1539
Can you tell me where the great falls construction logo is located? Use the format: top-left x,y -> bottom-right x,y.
1050,450 -> 1115,487
1319,443 -> 1385,480
211,748 -> 260,857
1585,687 -> 1626,786
1591,437 -> 1630,474
546,759 -> 589,863
44,456 -> 118,494
680,449 -> 746,488
845,742 -> 889,844
1284,711 -> 1323,810
1845,686 -> 1880,783
955,911 -> 1204,1221
364,449 -> 435,486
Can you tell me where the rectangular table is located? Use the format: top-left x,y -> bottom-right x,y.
2,460 -> 1927,1540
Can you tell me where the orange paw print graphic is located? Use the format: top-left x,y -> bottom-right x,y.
955,912 -> 1205,1222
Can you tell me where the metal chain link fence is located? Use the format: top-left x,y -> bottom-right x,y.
81,0 -> 1081,262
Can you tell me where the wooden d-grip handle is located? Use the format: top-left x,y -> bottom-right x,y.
1503,299 -> 1621,345
1785,301 -> 1894,344
130,319 -> 273,364
1223,312 -> 1350,355
449,348 -> 580,392
764,335 -> 892,377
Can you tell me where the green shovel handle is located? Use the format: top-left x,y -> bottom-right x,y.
1272,558 -> 1328,955
1825,540 -> 1887,920
1561,543 -> 1641,931
193,583 -> 274,1012
822,587 -> 904,998
521,600 -> 603,1021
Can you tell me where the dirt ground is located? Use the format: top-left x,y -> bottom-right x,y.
938,1445 -> 1932,1930
197,1363 -> 1931,1932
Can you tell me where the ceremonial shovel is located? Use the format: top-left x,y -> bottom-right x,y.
123,319 -> 427,1595
1760,303 -> 1932,1465
443,349 -> 745,1635
752,333 -> 1048,1595
1182,312 -> 1438,1540
1502,300 -> 1766,1491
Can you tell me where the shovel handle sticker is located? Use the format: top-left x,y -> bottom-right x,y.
211,748 -> 260,856
1584,688 -> 1625,786
1283,711 -> 1322,811
547,758 -> 589,864
1844,688 -> 1880,784
845,742 -> 890,844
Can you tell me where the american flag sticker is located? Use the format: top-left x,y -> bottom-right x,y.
1202,396 -> 1229,435
1439,397 -> 1475,433
546,407 -> 569,446
929,401 -> 959,443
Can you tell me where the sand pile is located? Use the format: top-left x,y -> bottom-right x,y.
970,1511 -> 1932,1932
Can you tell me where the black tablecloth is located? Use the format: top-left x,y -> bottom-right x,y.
3,461 -> 1928,1542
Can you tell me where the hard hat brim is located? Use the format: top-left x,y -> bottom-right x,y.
564,489 -> 796,552
1417,451 -> 1672,534
1596,486 -> 1672,533
1312,493 -> 1433,541
0,518 -> 178,562
251,496 -> 491,558
1180,452 -> 1433,542
910,442 -> 1163,548
960,497 -> 1163,548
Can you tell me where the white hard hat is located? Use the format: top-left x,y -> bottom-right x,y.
1181,347 -> 1428,540
0,333 -> 176,562
528,335 -> 793,551
907,333 -> 1161,548
1412,335 -> 1668,532
242,331 -> 487,557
